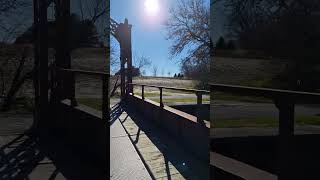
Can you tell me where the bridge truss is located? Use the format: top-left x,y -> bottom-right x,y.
33,0 -> 133,131
110,18 -> 133,99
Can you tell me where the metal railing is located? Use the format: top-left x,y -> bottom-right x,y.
210,83 -> 320,179
57,68 -> 109,121
128,83 -> 210,122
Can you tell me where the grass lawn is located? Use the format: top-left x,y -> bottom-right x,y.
157,97 -> 210,104
77,96 -> 210,110
133,88 -> 203,96
214,116 -> 320,128
211,92 -> 271,103
77,98 -> 102,110
133,91 -> 171,97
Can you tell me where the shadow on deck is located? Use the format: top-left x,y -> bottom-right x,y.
211,134 -> 320,179
0,132 -> 105,180
110,102 -> 209,179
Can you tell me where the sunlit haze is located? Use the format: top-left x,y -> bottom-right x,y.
144,0 -> 160,16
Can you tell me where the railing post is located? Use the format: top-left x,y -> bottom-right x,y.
131,84 -> 134,95
142,85 -> 145,100
196,91 -> 203,122
102,74 -> 108,121
275,96 -> 295,180
70,71 -> 78,107
159,87 -> 163,107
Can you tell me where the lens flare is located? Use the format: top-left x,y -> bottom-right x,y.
144,0 -> 160,16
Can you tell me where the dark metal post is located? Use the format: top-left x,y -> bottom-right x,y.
142,85 -> 145,100
70,71 -> 77,106
131,84 -> 134,95
124,19 -> 133,94
102,74 -> 108,121
276,97 -> 295,180
38,0 -> 48,132
54,0 -> 71,101
120,56 -> 125,99
32,0 -> 40,131
196,92 -> 203,122
160,87 -> 163,107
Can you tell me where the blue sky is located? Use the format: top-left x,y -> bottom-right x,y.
111,0 -> 209,76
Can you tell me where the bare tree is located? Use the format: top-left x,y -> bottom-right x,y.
0,0 -> 28,15
110,44 -> 119,72
110,75 -> 120,97
142,69 -> 146,76
0,0 -> 33,111
0,46 -> 34,111
224,0 -> 320,90
76,0 -> 108,42
161,68 -> 165,77
152,65 -> 158,77
165,0 -> 210,87
0,0 -> 30,43
133,54 -> 151,75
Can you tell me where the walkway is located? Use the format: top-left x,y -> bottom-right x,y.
0,112 -> 105,180
110,104 -> 151,180
110,103 -> 209,180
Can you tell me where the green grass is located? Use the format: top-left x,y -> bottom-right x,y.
134,91 -> 171,97
0,97 -> 34,113
133,88 -> 199,95
214,116 -> 320,128
77,96 -> 210,111
211,92 -> 271,103
154,97 -> 210,103
77,98 -> 102,110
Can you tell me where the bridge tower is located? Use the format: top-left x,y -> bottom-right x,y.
32,0 -> 50,133
110,18 -> 133,99
52,0 -> 72,102
33,0 -> 72,133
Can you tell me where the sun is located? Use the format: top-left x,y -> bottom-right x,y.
144,0 -> 160,16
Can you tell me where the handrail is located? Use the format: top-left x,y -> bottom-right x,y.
56,68 -> 109,121
210,83 -> 320,179
129,83 -> 209,122
210,83 -> 320,102
130,83 -> 210,94
58,68 -> 110,76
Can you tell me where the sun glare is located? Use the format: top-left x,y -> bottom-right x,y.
144,0 -> 160,16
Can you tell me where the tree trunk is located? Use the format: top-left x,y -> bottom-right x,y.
1,69 -> 34,111
110,75 -> 120,97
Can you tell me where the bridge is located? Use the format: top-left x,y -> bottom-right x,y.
0,1 -> 210,179
3,0 -> 320,179
109,84 -> 210,179
58,68 -> 210,179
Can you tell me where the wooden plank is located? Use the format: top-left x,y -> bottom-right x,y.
210,152 -> 277,180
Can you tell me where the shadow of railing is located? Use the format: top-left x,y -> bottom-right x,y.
0,133 -> 106,180
0,134 -> 45,179
121,104 -> 208,180
109,102 -> 124,126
